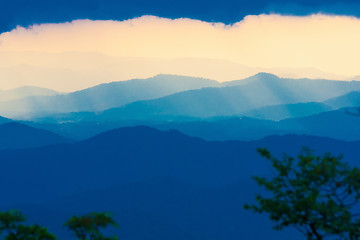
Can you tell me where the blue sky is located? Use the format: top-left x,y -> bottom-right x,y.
2,0 -> 360,33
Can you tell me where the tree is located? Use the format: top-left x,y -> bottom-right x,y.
64,212 -> 118,240
0,210 -> 56,240
244,148 -> 360,240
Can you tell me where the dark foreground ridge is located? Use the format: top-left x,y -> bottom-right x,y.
0,122 -> 72,150
0,126 -> 359,240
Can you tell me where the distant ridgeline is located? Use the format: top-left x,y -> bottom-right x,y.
0,73 -> 358,141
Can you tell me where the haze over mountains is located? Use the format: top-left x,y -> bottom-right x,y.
0,74 -> 219,118
4,2 -> 360,239
0,86 -> 58,102
2,73 -> 360,120
0,51 -> 348,91
154,107 -> 360,141
23,106 -> 360,142
0,72 -> 358,142
93,73 -> 360,121
1,72 -> 360,239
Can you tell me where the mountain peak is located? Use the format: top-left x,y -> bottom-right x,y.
152,73 -> 182,78
247,72 -> 280,81
0,85 -> 59,103
150,74 -> 217,83
221,72 -> 280,87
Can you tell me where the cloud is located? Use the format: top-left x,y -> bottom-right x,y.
0,14 -> 359,91
2,0 -> 360,33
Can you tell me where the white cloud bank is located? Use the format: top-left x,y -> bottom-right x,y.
0,14 -> 359,91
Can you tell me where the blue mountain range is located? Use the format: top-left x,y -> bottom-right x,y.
1,73 -> 360,240
1,126 -> 359,240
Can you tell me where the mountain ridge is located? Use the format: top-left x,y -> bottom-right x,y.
0,85 -> 58,102
0,74 -> 219,118
82,75 -> 360,121
0,126 -> 358,240
0,122 -> 72,150
4,73 -> 360,120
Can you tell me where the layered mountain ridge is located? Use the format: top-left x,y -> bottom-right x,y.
1,126 -> 359,240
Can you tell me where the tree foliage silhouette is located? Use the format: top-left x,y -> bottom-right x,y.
64,212 -> 118,240
245,148 -> 360,240
0,210 -> 56,240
